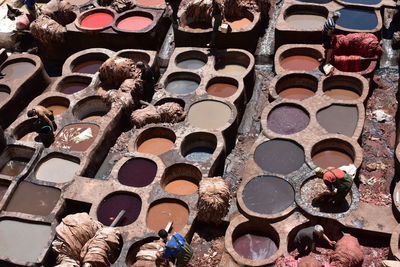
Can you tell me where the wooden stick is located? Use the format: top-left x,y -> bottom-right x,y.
110,210 -> 126,227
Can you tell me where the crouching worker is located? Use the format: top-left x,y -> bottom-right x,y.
314,166 -> 353,204
27,105 -> 57,146
136,61 -> 155,102
294,225 -> 336,257
157,229 -> 193,267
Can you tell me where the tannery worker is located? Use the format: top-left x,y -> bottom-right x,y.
322,11 -> 340,65
27,105 -> 57,147
136,61 -> 155,101
157,229 -> 193,267
314,166 -> 353,203
294,225 -> 336,256
207,0 -> 222,48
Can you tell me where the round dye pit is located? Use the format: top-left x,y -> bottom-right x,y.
188,100 -> 231,130
176,59 -> 206,69
117,16 -> 153,31
0,158 -> 28,176
72,60 -> 104,74
312,149 -> 353,168
254,139 -> 305,175
336,8 -> 378,30
317,105 -> 358,137
73,96 -> 110,121
184,146 -> 214,161
0,181 -> 10,200
162,164 -> 201,195
242,176 -> 295,214
118,158 -> 157,187
97,192 -> 142,226
80,12 -> 114,29
233,233 -> 278,261
46,105 -> 68,115
60,82 -> 89,94
267,105 -> 309,135
175,51 -> 207,69
324,88 -> 360,100
146,200 -> 189,232
181,132 -> 217,162
207,83 -> 238,98
0,220 -> 52,263
5,182 -> 60,216
301,177 -> 352,213
137,138 -> 174,156
53,123 -> 100,152
36,156 -> 80,183
136,0 -> 165,6
166,79 -> 199,94
285,14 -> 325,29
226,17 -> 252,30
276,74 -> 317,100
216,64 -> 247,76
279,87 -> 315,100
0,85 -> 10,103
280,56 -> 319,71
0,61 -> 35,80
323,77 -> 363,101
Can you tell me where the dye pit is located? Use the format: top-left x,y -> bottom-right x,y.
0,0 -> 398,266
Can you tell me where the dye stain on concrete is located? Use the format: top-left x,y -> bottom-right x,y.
279,87 -> 315,100
216,64 -> 247,76
166,79 -> 199,94
118,158 -> 157,187
336,8 -> 378,30
80,12 -> 114,29
137,137 -> 174,155
285,14 -> 325,29
5,182 -> 60,216
188,100 -> 231,130
176,59 -> 206,69
242,175 -> 295,214
117,16 -> 153,31
0,61 -> 35,80
60,82 -> 89,94
226,18 -> 252,30
207,83 -> 238,98
280,56 -> 319,71
267,105 -> 309,134
147,200 -> 189,232
72,60 -> 104,74
0,158 -> 28,176
317,105 -> 358,137
312,149 -> 353,168
233,233 -> 278,260
254,139 -> 305,175
0,220 -> 52,263
164,179 -> 199,195
97,193 -> 142,226
53,123 -> 100,151
36,157 -> 80,183
184,146 -> 214,162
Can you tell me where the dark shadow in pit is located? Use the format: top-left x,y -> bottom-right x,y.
311,197 -> 350,214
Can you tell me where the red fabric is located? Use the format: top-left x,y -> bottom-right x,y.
333,55 -> 363,72
330,234 -> 363,267
323,167 -> 346,183
275,255 -> 298,267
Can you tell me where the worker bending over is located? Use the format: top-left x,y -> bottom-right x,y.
27,105 -> 57,146
294,225 -> 336,256
322,11 -> 341,65
157,229 -> 193,267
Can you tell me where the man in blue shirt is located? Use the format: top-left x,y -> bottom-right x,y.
158,229 -> 193,267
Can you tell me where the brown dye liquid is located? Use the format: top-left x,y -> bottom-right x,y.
53,123 -> 100,152
278,87 -> 315,100
36,157 -> 80,183
72,60 -> 104,74
47,105 -> 68,115
183,22 -> 211,31
5,182 -> 60,216
324,89 -> 360,100
207,83 -> 238,98
227,18 -> 252,29
280,56 -> 319,71
285,14 -> 325,29
19,132 -> 38,142
312,150 -> 353,169
188,101 -> 231,130
1,62 -> 35,80
233,234 -> 278,260
317,105 -> 358,137
147,202 -> 189,232
137,138 -> 174,156
0,182 -> 9,200
0,158 -> 28,176
216,64 -> 247,76
164,179 -> 198,195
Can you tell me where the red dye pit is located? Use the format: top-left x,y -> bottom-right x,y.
81,12 -> 114,29
117,16 -> 153,31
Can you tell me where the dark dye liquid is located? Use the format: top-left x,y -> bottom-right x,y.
97,193 -> 142,226
5,182 -> 60,216
242,175 -> 295,214
254,140 -> 305,175
233,233 -> 278,260
166,80 -> 199,94
0,158 -> 28,176
317,105 -> 358,137
267,105 -> 309,135
184,147 -> 214,162
336,8 -> 378,30
117,158 -> 157,187
72,60 -> 104,74
60,82 -> 89,94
